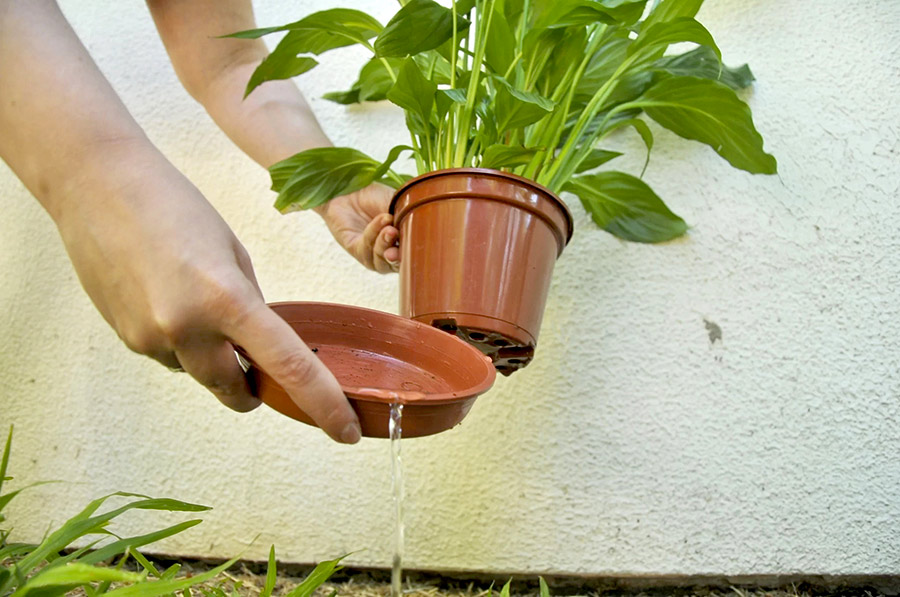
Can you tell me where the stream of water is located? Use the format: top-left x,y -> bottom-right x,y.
389,403 -> 404,597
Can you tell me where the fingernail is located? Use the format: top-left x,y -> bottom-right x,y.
383,230 -> 395,242
340,421 -> 362,444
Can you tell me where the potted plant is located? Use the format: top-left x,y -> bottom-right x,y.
229,0 -> 776,374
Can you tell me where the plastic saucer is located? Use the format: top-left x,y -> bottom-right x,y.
239,302 -> 497,438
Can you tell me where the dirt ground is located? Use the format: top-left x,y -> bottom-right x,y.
172,559 -> 897,597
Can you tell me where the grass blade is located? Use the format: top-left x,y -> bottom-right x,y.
79,520 -> 203,566
128,549 -> 161,578
499,579 -> 512,597
283,556 -> 346,597
102,555 -> 239,597
10,562 -> 145,597
0,426 -> 12,497
260,545 -> 277,597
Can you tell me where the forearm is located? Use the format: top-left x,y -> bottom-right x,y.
0,0 -> 168,224
147,0 -> 332,171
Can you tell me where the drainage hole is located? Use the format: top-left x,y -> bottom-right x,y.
507,358 -> 523,364
468,332 -> 487,341
493,339 -> 510,347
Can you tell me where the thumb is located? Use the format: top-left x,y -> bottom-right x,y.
226,303 -> 361,444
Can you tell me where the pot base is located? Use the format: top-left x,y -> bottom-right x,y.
416,312 -> 536,376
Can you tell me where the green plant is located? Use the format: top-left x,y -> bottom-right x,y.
230,0 -> 775,243
1,426 -> 235,597
0,423 -> 350,597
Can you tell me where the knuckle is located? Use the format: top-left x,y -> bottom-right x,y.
199,275 -> 258,322
274,352 -> 321,390
120,326 -> 161,357
154,310 -> 191,346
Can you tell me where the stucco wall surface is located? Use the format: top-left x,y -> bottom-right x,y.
2,0 -> 899,577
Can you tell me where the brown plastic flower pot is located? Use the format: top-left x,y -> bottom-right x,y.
238,302 -> 496,439
390,168 -> 574,375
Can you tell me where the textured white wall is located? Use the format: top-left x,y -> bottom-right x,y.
2,0 -> 899,576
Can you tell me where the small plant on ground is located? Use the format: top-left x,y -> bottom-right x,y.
0,425 -> 343,597
229,0 -> 776,243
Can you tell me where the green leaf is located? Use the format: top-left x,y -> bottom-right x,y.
574,32 -> 631,102
7,493 -> 209,589
547,2 -> 619,28
643,0 -> 704,30
270,148 -> 382,212
386,59 -> 437,132
604,117 -> 654,175
12,563 -> 145,597
101,555 -> 239,597
494,80 -> 555,133
0,426 -> 12,498
565,171 -> 687,242
481,145 -> 542,169
655,47 -> 754,90
499,579 -> 512,597
79,521 -> 202,566
321,89 -> 360,105
283,556 -> 346,597
413,50 -> 455,86
159,564 -> 181,581
595,0 -> 649,25
540,28 -> 588,93
238,9 -> 385,97
373,145 -> 415,182
260,546 -> 277,597
224,9 -> 382,52
630,18 -> 721,66
539,577 -> 551,597
485,4 -> 517,75
634,76 -> 777,173
574,149 -> 623,173
323,57 -> 403,105
375,0 -> 470,58
244,55 -> 318,98
128,550 -> 161,578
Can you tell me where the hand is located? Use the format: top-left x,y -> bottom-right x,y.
316,183 -> 400,273
56,150 -> 362,444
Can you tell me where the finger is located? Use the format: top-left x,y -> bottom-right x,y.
148,350 -> 183,371
357,213 -> 391,271
226,303 -> 361,444
372,224 -> 400,274
176,338 -> 261,413
383,243 -> 400,270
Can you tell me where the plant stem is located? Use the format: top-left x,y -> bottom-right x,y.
537,26 -> 606,174
445,0 -> 460,169
360,41 -> 398,84
541,52 -> 641,190
454,0 -> 496,167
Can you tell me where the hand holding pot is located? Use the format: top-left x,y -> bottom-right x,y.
314,183 -> 400,273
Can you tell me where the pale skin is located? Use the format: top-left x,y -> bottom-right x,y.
0,0 -> 400,444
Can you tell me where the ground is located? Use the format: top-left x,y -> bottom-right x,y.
166,558 -> 898,597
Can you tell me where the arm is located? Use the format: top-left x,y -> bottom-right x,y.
0,0 -> 361,444
146,0 -> 400,272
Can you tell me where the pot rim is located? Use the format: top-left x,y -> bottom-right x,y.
389,167 -> 574,246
